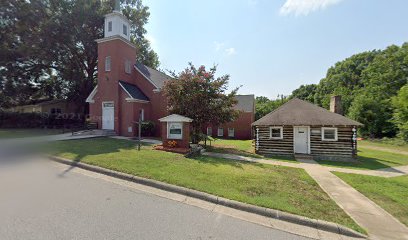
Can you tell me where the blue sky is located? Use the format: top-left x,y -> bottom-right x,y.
143,0 -> 408,99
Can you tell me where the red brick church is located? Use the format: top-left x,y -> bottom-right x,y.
86,4 -> 254,139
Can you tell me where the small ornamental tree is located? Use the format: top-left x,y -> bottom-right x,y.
163,63 -> 240,143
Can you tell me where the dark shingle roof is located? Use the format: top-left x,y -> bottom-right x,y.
134,62 -> 171,89
252,98 -> 362,126
119,81 -> 149,101
234,95 -> 255,112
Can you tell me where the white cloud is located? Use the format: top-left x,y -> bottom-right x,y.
214,41 -> 225,51
225,47 -> 237,55
279,0 -> 343,16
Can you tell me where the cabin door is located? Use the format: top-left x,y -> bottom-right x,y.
294,126 -> 309,154
102,102 -> 114,130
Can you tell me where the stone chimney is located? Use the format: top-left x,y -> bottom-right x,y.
330,95 -> 343,115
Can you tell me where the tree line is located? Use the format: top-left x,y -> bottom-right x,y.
256,43 -> 408,141
0,0 -> 159,113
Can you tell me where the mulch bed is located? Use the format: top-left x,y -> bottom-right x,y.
153,145 -> 191,154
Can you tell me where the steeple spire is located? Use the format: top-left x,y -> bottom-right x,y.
114,0 -> 120,12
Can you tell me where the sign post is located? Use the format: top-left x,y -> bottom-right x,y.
133,110 -> 143,151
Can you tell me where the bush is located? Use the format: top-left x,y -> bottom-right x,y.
141,120 -> 155,136
0,111 -> 84,129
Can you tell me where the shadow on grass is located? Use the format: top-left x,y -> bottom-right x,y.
50,137 -> 148,176
205,146 -> 260,158
192,155 -> 269,170
316,150 -> 401,170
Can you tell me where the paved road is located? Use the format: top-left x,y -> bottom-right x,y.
0,158 -> 309,240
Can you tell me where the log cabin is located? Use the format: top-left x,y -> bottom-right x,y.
251,97 -> 363,161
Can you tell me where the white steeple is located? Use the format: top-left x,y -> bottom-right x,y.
104,0 -> 131,41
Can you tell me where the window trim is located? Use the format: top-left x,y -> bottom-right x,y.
140,109 -> 144,121
206,127 -> 212,136
217,127 -> 224,137
321,127 -> 338,141
105,56 -> 111,72
269,126 -> 283,139
228,128 -> 235,138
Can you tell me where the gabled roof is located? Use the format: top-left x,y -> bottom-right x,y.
234,95 -> 255,112
252,98 -> 363,126
159,114 -> 193,122
119,81 -> 149,102
134,62 -> 172,89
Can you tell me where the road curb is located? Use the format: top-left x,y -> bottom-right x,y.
49,155 -> 367,239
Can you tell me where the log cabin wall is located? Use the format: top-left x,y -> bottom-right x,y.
255,125 -> 355,159
310,126 -> 353,157
255,125 -> 293,155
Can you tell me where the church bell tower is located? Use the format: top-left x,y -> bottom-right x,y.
103,0 -> 131,41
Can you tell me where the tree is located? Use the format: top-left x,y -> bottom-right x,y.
313,50 -> 379,113
255,96 -> 289,120
348,94 -> 396,138
392,84 -> 408,141
163,63 -> 239,143
296,42 -> 408,139
290,84 -> 317,103
0,0 -> 159,112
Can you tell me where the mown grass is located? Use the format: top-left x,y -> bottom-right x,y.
202,139 -> 297,163
46,137 -> 363,233
334,172 -> 408,227
317,147 -> 408,170
0,128 -> 63,139
359,139 -> 408,153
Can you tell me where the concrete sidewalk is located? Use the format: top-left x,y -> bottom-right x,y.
298,159 -> 408,240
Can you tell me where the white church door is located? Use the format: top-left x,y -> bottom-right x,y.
102,102 -> 114,130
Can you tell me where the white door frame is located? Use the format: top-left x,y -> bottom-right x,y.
293,126 -> 310,154
102,101 -> 114,130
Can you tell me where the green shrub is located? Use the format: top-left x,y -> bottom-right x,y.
141,120 -> 155,136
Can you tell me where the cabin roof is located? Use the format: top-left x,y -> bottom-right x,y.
252,98 -> 363,126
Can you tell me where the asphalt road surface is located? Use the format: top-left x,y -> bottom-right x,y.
0,157 -> 310,240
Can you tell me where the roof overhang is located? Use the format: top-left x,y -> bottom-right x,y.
86,86 -> 98,103
125,98 -> 150,103
95,35 -> 136,49
119,81 -> 150,103
159,114 -> 193,123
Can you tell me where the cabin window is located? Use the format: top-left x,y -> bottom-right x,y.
322,127 -> 338,141
270,127 -> 283,139
217,127 -> 224,137
228,128 -> 235,137
125,59 -> 131,74
105,56 -> 111,71
123,24 -> 128,36
168,122 -> 182,139
207,127 -> 212,136
108,21 -> 112,32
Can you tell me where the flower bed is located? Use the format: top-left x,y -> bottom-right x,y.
153,144 -> 190,154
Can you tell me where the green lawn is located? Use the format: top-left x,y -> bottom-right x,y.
334,172 -> 408,227
0,128 -> 63,139
46,137 -> 363,233
203,139 -> 297,163
317,146 -> 408,170
359,139 -> 408,153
